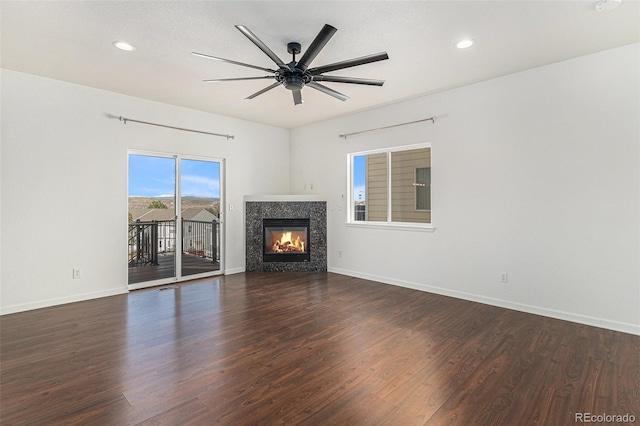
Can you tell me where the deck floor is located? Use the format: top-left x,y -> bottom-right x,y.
128,253 -> 220,284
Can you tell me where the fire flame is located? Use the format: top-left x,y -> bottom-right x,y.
271,231 -> 306,253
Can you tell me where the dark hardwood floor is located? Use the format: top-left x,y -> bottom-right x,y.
1,272 -> 638,425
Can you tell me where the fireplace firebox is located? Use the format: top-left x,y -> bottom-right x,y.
263,218 -> 310,262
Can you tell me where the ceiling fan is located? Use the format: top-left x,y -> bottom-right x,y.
192,24 -> 389,105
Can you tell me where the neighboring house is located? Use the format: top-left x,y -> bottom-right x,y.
365,147 -> 431,223
181,207 -> 217,223
129,208 -> 177,253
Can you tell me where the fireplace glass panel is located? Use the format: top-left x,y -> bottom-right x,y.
265,227 -> 308,254
263,219 -> 310,262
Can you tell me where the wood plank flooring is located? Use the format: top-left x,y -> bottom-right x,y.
1,272 -> 638,425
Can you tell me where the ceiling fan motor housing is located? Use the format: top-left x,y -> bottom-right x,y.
282,74 -> 306,90
279,42 -> 312,91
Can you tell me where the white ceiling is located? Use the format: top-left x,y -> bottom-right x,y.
1,1 -> 638,129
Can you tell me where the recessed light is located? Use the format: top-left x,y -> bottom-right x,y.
456,39 -> 476,49
596,0 -> 621,11
113,41 -> 135,51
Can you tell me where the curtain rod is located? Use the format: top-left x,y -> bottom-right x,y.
338,116 -> 437,139
119,116 -> 234,140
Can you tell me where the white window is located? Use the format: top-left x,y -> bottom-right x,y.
349,143 -> 432,229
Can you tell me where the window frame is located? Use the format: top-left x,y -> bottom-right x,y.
347,143 -> 434,232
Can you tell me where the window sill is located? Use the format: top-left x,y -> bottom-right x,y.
346,221 -> 436,232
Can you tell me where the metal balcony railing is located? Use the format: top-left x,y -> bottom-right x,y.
128,220 -> 176,267
129,219 -> 219,267
182,219 -> 219,263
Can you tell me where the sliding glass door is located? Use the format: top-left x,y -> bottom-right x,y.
128,152 -> 223,288
128,154 -> 177,285
180,159 -> 221,278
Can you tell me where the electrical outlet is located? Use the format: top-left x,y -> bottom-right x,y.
73,268 -> 82,279
500,272 -> 509,284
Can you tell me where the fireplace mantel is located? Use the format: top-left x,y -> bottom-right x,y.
244,195 -> 327,202
245,197 -> 327,272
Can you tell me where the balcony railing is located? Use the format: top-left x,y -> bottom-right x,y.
129,219 -> 219,268
182,219 -> 219,262
128,220 -> 175,267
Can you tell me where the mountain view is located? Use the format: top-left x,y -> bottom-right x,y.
128,196 -> 220,211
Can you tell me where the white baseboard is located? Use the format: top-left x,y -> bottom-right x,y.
0,287 -> 129,316
2,268 -> 248,315
328,267 -> 640,336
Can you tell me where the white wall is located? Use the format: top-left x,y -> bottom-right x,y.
290,43 -> 640,335
3,44 -> 638,334
0,69 -> 290,314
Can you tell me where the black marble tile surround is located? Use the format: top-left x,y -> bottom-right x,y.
246,201 -> 327,272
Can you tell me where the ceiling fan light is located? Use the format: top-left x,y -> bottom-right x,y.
113,41 -> 135,51
456,39 -> 475,49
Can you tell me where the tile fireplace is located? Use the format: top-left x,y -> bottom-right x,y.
245,196 -> 326,272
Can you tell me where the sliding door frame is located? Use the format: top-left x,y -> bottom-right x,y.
127,149 -> 225,290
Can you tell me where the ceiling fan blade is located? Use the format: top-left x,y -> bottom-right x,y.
235,25 -> 287,69
296,24 -> 337,72
312,75 -> 385,86
203,76 -> 276,83
245,82 -> 282,100
192,52 -> 276,73
292,90 -> 303,105
308,52 -> 389,75
307,82 -> 349,102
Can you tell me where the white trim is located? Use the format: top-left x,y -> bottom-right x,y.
127,270 -> 225,291
181,270 -> 224,281
219,159 -> 226,273
244,195 -> 327,202
387,151 -> 392,221
127,148 -> 177,160
328,267 -> 640,336
224,267 -> 246,275
175,156 -> 182,275
127,151 -> 178,291
0,288 -> 128,315
175,153 -> 226,275
128,277 -> 177,291
349,142 -> 431,157
348,154 -> 355,222
127,150 -> 226,290
348,142 -> 433,228
346,222 -> 435,232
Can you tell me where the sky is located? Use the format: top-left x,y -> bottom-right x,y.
353,155 -> 366,201
128,155 -> 220,198
130,153 -> 361,200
